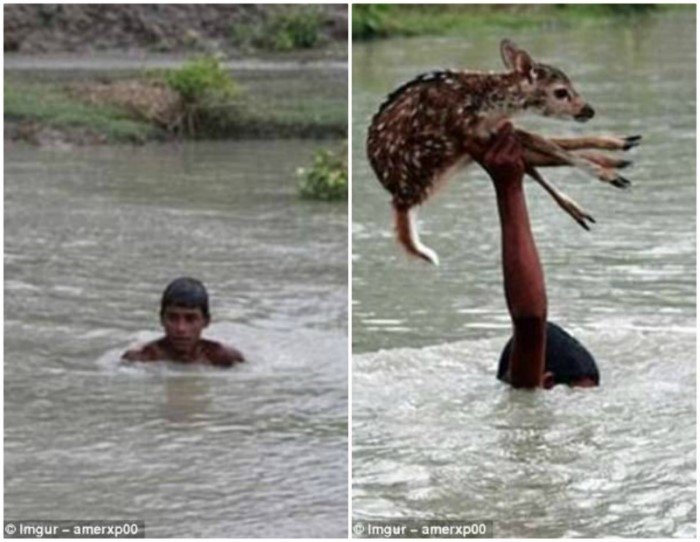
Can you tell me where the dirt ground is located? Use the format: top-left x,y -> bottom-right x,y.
4,4 -> 347,54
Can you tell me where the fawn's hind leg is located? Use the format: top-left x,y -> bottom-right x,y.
521,143 -> 630,230
525,166 -> 595,230
394,206 -> 440,265
515,129 -> 632,189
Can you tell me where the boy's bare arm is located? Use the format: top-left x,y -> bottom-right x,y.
481,124 -> 547,389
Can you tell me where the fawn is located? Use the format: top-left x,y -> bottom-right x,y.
366,39 -> 641,265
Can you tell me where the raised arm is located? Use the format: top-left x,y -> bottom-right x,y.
480,124 -> 547,389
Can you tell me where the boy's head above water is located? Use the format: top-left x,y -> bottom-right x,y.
160,276 -> 210,322
122,276 -> 244,366
497,322 -> 600,388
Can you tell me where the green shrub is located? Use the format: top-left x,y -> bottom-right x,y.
165,56 -> 237,104
232,7 -> 326,52
352,5 -> 392,40
270,8 -> 324,50
298,146 -> 347,201
164,56 -> 239,135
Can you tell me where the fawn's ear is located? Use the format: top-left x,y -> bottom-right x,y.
500,39 -> 534,79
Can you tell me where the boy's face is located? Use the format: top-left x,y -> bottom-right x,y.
161,305 -> 209,354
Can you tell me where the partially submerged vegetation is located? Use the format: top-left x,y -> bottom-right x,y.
353,4 -> 677,40
298,145 -> 347,201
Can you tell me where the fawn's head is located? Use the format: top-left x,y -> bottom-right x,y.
500,39 -> 595,122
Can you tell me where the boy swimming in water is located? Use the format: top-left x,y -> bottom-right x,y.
122,277 -> 244,367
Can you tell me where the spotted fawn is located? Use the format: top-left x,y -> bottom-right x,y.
367,39 -> 641,265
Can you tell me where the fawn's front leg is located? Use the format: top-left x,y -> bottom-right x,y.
549,134 -> 642,151
523,145 -> 633,171
515,129 -> 632,189
524,146 -> 635,171
549,133 -> 642,169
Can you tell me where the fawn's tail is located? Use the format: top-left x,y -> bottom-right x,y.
393,205 -> 440,266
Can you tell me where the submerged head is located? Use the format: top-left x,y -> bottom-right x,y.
160,277 -> 210,354
497,322 -> 600,388
500,39 -> 595,122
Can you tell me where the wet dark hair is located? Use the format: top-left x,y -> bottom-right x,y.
497,322 -> 600,386
160,277 -> 210,320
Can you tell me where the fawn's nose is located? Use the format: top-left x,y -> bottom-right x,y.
575,104 -> 595,122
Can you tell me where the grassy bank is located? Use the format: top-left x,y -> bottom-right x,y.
5,58 -> 346,145
352,4 -> 687,40
193,70 -> 347,139
5,80 -> 158,144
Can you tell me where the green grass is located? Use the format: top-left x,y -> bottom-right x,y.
192,97 -> 346,139
187,69 -> 347,139
5,65 -> 347,143
5,80 -> 158,143
235,95 -> 345,137
352,4 -> 685,40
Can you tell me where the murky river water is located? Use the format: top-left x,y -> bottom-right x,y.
352,12 -> 695,537
5,140 -> 348,537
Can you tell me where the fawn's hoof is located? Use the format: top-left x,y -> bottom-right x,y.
623,135 -> 642,150
573,212 -> 596,231
578,214 -> 596,231
612,175 -> 632,189
618,159 -> 632,169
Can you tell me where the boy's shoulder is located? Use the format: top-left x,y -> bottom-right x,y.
200,339 -> 245,367
122,338 -> 168,362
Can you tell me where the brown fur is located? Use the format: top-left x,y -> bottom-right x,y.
365,39 -> 639,263
367,71 -> 521,210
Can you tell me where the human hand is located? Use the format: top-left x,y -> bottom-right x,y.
481,123 -> 526,185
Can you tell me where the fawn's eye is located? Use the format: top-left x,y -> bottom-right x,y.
554,88 -> 570,100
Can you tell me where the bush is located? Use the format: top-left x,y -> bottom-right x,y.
298,146 -> 347,201
165,56 -> 237,104
231,7 -> 326,51
352,5 -> 392,40
164,56 -> 239,135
